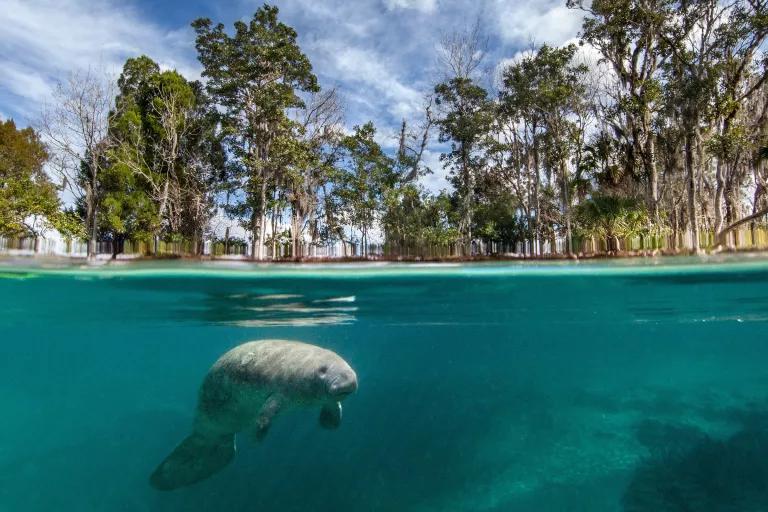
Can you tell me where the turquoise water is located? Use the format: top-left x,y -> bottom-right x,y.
2,257 -> 768,511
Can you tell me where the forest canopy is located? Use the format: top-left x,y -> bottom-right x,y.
3,0 -> 768,259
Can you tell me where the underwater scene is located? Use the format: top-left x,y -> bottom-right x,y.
2,258 -> 768,511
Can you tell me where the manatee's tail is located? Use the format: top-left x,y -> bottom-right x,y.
150,432 -> 235,491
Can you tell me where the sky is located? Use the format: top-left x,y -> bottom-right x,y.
0,0 -> 587,192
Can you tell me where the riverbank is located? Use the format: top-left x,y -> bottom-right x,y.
2,245 -> 764,266
3,248 -> 768,277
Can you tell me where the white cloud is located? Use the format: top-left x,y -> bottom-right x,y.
1,0 -> 597,197
0,60 -> 53,110
383,0 -> 437,13
492,0 -> 583,46
317,43 -> 424,121
0,0 -> 197,124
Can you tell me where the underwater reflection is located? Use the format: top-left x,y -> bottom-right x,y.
190,292 -> 357,327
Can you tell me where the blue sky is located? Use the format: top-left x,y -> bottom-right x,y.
0,0 -> 586,191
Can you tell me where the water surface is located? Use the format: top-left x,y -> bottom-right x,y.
2,257 -> 768,511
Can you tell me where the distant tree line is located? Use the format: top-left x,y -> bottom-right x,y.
1,1 -> 768,259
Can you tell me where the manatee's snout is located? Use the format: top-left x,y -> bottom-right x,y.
329,368 -> 358,397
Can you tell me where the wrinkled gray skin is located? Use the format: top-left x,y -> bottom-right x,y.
150,340 -> 358,491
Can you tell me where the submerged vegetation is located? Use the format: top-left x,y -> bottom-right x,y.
624,426 -> 768,512
2,1 -> 768,259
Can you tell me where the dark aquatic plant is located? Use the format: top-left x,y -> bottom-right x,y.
623,427 -> 768,512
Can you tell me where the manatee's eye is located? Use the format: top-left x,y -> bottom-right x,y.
318,365 -> 328,377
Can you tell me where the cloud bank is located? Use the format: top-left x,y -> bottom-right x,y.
0,0 -> 586,191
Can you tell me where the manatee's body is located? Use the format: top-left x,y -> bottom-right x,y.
150,340 -> 358,490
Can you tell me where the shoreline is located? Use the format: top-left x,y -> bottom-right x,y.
2,246 -> 764,265
2,250 -> 768,280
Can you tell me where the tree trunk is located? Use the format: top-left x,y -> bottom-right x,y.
714,156 -> 725,235
716,206 -> 768,246
111,235 -> 123,260
550,230 -> 557,256
250,213 -> 259,260
685,131 -> 700,253
560,160 -> 573,256
85,184 -> 97,260
672,206 -> 679,251
646,131 -> 659,224
460,146 -> 473,256
291,207 -> 298,260
155,179 -> 170,256
86,153 -> 99,260
532,127 -> 541,257
271,206 -> 278,259
257,179 -> 267,260
192,231 -> 200,257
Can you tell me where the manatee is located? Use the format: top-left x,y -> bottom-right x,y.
150,339 -> 358,491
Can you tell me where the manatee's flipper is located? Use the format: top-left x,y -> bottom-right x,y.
150,432 -> 235,491
319,402 -> 342,429
250,395 -> 283,442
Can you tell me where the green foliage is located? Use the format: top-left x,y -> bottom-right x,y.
265,229 -> 291,247
576,194 -> 649,241
706,126 -> 750,158
382,184 -> 460,248
192,4 -> 319,238
473,194 -> 526,244
105,55 -> 222,249
0,119 -> 61,237
335,123 -> 396,241
98,158 -> 156,242
434,77 -> 494,243
192,5 -> 318,120
50,209 -> 87,241
23,0 -> 768,258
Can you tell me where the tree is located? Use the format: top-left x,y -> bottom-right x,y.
193,4 -> 319,260
285,89 -> 344,258
569,0 -> 672,225
97,151 -> 156,258
576,194 -> 649,252
382,185 -> 460,257
434,77 -> 494,254
108,56 -> 221,255
336,123 -> 396,257
396,97 -> 434,184
0,120 -> 60,242
41,69 -> 115,259
703,0 -> 768,242
433,21 -> 494,255
499,44 -> 589,255
662,0 -> 732,252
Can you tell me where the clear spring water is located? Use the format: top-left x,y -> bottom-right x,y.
2,258 -> 768,511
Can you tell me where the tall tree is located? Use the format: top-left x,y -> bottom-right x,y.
569,0 -> 672,226
499,44 -> 589,255
41,69 -> 115,259
705,0 -> 768,241
433,21 -> 494,255
336,123 -> 397,257
285,89 -> 343,258
108,56 -> 224,255
434,77 -> 494,254
192,4 -> 319,259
